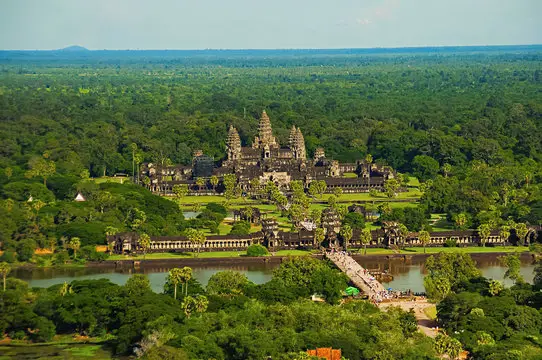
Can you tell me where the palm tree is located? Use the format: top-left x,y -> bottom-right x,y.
180,266 -> 192,297
360,228 -> 372,255
314,228 -> 325,247
181,296 -> 197,318
130,143 -> 138,183
195,177 -> 205,192
68,237 -> 81,259
186,229 -> 206,256
194,295 -> 209,314
340,224 -> 353,250
418,230 -> 430,253
514,223 -> 528,245
210,175 -> 219,193
0,262 -> 11,291
168,268 -> 183,300
478,223 -> 491,247
138,233 -> 151,259
499,225 -> 511,244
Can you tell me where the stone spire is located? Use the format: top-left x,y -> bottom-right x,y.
289,125 -> 298,149
253,110 -> 277,149
226,125 -> 241,162
295,128 -> 306,160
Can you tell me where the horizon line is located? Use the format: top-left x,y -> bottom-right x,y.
2,43 -> 542,52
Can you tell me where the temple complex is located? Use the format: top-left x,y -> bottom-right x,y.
140,110 -> 395,194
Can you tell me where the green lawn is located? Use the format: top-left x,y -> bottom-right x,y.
108,249 -> 314,261
424,305 -> 437,320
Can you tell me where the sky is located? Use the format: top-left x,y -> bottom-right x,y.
1,0 -> 541,50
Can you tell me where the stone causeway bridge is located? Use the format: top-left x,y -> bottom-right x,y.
326,252 -> 386,298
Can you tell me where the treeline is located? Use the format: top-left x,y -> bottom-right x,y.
0,257 -> 436,359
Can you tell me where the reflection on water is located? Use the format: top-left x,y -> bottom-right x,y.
11,255 -> 536,294
12,264 -> 276,293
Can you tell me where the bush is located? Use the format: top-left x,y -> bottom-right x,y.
0,250 -> 17,263
79,245 -> 109,261
229,221 -> 251,235
53,251 -> 69,265
17,239 -> 36,262
444,239 -> 458,247
246,244 -> 268,257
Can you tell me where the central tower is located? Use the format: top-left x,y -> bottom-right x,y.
252,110 -> 278,150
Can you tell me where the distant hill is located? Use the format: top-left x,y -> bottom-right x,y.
58,45 -> 89,52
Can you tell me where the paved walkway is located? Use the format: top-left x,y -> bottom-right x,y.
326,251 -> 386,298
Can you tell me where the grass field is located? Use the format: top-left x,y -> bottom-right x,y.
108,246 -> 528,261
423,305 -> 437,320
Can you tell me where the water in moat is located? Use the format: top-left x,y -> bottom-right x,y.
11,255 -> 536,294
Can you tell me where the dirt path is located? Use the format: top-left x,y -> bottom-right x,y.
379,299 -> 439,338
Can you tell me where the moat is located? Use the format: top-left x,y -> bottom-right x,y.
12,254 -> 536,293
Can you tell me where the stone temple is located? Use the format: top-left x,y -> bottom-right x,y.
140,110 -> 395,194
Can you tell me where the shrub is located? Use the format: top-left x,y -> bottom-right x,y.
0,250 -> 17,263
246,244 -> 268,257
229,221 -> 251,235
444,238 -> 458,247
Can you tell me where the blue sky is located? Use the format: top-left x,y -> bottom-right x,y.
1,0 -> 540,50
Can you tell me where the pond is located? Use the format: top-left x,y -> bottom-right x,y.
11,255 -> 536,294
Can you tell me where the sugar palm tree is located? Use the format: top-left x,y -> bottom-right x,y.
365,153 -> 373,187
180,266 -> 193,297
418,230 -> 431,253
194,295 -> 209,314
186,228 -> 206,256
360,228 -> 372,255
138,233 -> 151,259
499,225 -> 511,244
340,224 -> 353,250
0,262 -> 11,291
68,237 -> 81,259
478,223 -> 491,247
210,175 -> 219,193
168,268 -> 183,300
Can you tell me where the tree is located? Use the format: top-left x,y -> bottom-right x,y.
249,177 -> 260,196
194,295 -> 209,314
360,228 -> 372,255
246,244 -> 268,257
309,180 -> 327,198
138,233 -> 151,259
412,155 -> 440,182
333,187 -> 343,197
453,213 -> 468,230
313,228 -> 325,247
68,237 -> 81,259
327,195 -> 337,209
478,223 -> 491,247
207,271 -> 250,296
499,254 -> 524,284
195,177 -> 205,192
125,274 -> 151,296
488,280 -> 504,296
25,156 -> 56,186
418,230 -> 430,253
534,261 -> 542,288
181,296 -> 197,318
340,224 -> 353,250
177,266 -> 192,297
499,225 -> 511,243
168,268 -> 183,300
223,174 -> 237,200
210,175 -> 219,192
172,184 -> 189,200
384,178 -> 400,198
130,143 -> 138,183
434,334 -> 463,360
0,262 -> 10,291
186,228 -> 206,256
442,163 -> 452,178
514,223 -> 528,245
424,252 -> 481,300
